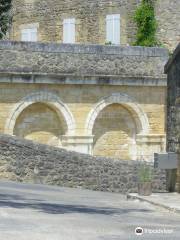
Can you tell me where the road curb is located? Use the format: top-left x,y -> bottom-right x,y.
127,193 -> 180,215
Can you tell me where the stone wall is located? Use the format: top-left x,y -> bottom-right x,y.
155,0 -> 180,52
0,41 -> 167,78
165,43 -> 180,193
0,134 -> 166,193
11,0 -> 180,51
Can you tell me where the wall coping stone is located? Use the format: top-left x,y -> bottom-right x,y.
0,41 -> 169,57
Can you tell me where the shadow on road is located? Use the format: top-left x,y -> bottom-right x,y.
0,193 -> 152,216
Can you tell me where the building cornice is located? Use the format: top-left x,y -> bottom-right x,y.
0,72 -> 167,86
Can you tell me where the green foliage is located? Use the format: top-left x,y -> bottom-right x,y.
138,163 -> 153,182
133,0 -> 159,47
0,0 -> 12,39
105,41 -> 112,45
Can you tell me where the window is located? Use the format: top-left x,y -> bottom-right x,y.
106,14 -> 120,45
63,18 -> 75,43
21,27 -> 37,42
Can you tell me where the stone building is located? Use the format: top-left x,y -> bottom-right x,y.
0,41 -> 168,161
165,44 -> 180,193
0,0 -> 178,161
11,0 -> 180,51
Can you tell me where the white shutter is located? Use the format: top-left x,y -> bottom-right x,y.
63,18 -> 75,43
21,29 -> 29,41
70,18 -> 75,43
106,14 -> 120,45
30,28 -> 37,42
113,14 -> 120,44
21,28 -> 37,42
63,19 -> 68,43
106,15 -> 113,43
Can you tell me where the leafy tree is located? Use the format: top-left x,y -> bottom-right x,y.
0,0 -> 12,39
133,0 -> 159,47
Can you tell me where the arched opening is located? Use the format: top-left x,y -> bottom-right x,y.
13,102 -> 67,146
92,103 -> 137,159
5,91 -> 76,146
85,93 -> 150,159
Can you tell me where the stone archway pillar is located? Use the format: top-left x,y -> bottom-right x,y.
61,135 -> 94,154
136,134 -> 166,161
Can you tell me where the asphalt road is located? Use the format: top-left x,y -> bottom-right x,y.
0,181 -> 179,240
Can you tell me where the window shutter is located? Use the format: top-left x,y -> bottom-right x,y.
63,19 -> 68,43
113,14 -> 120,44
30,28 -> 37,42
106,14 -> 120,45
106,15 -> 113,43
21,29 -> 29,41
63,18 -> 75,43
70,18 -> 75,43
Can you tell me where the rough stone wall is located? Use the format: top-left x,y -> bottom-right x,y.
155,0 -> 180,52
0,41 -> 168,78
11,0 -> 140,45
11,0 -> 180,50
0,134 -> 166,193
165,44 -> 180,193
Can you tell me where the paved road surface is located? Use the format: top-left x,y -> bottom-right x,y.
0,181 -> 179,240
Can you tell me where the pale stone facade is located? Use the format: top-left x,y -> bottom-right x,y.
11,0 -> 180,51
0,41 -> 168,161
11,0 -> 139,45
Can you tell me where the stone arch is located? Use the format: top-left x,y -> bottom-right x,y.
85,93 -> 150,136
5,91 -> 76,136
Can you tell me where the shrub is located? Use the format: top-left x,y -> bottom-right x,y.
133,0 -> 159,47
138,163 -> 153,183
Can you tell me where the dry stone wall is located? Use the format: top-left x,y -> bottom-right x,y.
0,134 -> 166,193
0,41 -> 168,79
